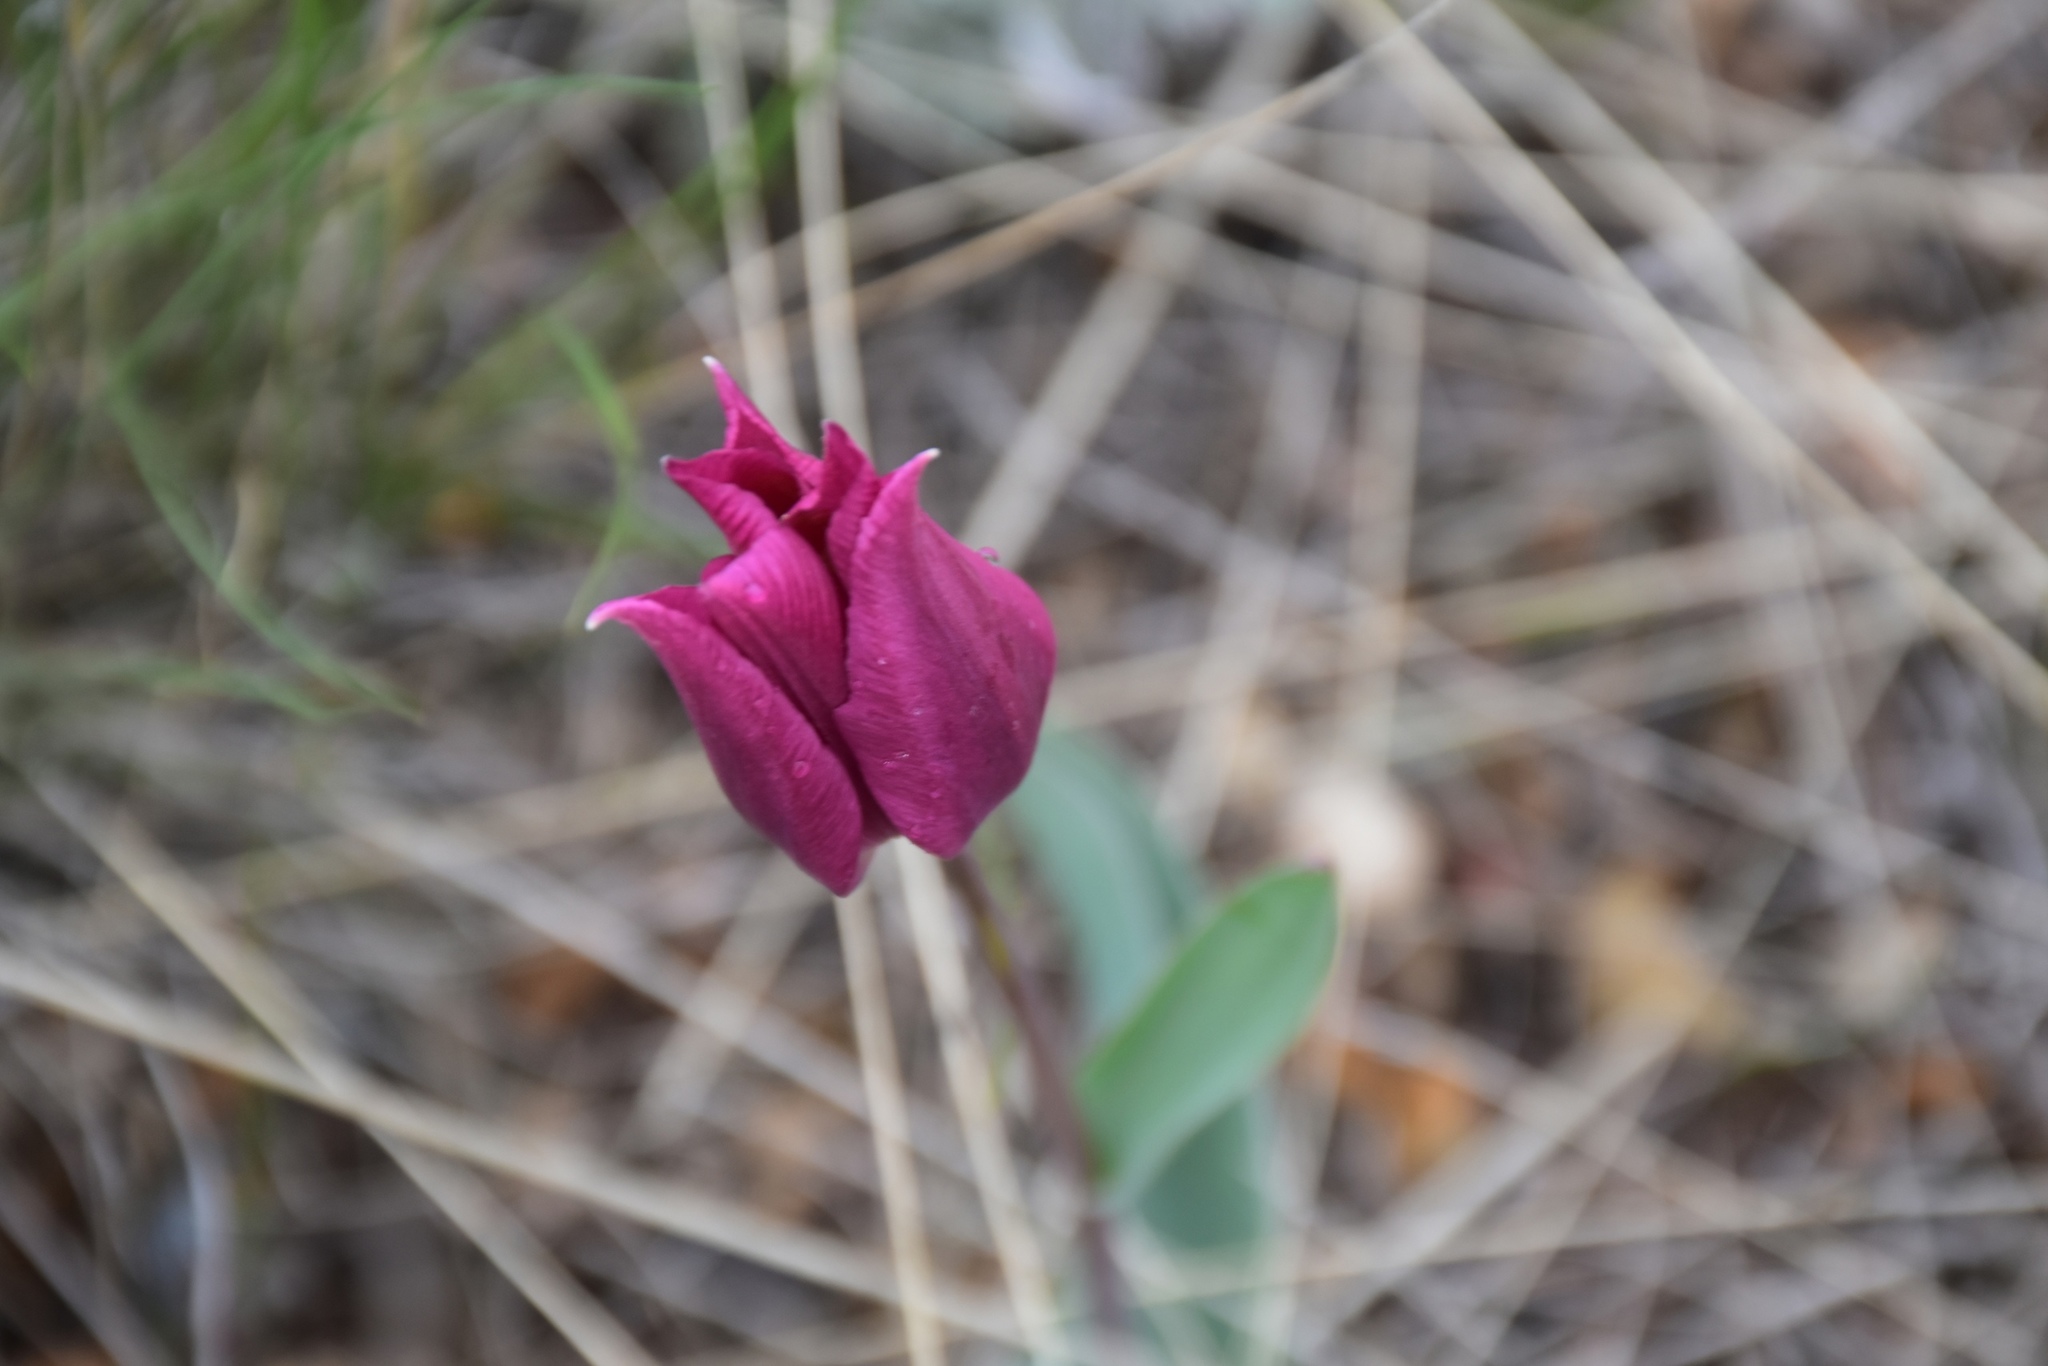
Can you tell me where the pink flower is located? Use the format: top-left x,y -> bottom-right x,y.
590,362 -> 1058,894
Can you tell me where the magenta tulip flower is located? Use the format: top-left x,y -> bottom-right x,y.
589,362 -> 1057,894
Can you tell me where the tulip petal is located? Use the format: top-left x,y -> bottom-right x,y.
663,450 -> 802,550
706,357 -> 810,475
788,422 -> 880,561
696,524 -> 849,729
835,454 -> 1058,857
589,588 -> 872,893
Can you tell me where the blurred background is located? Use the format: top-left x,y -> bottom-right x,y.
7,0 -> 2048,1361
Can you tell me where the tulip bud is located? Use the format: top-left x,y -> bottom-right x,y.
590,362 -> 1058,893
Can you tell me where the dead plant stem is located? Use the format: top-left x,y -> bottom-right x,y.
944,850 -> 1126,1347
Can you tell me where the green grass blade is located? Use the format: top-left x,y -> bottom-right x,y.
0,646 -> 358,722
547,316 -> 646,628
104,386 -> 414,718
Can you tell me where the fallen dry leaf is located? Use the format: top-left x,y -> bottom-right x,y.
495,944 -> 616,1032
1895,1047 -> 1989,1118
742,1089 -> 840,1223
1577,861 -> 1742,1053
1304,1031 -> 1482,1184
423,479 -> 505,553
1688,0 -> 1764,68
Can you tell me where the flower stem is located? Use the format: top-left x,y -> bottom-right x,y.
942,851 -> 1126,1343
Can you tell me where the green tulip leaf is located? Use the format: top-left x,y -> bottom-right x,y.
1006,732 -> 1312,1271
1077,867 -> 1337,1204
1137,1102 -> 1263,1252
1005,730 -> 1205,1028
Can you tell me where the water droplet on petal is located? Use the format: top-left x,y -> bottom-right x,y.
978,546 -> 1000,562
881,761 -> 897,772
792,761 -> 811,778
744,581 -> 767,603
